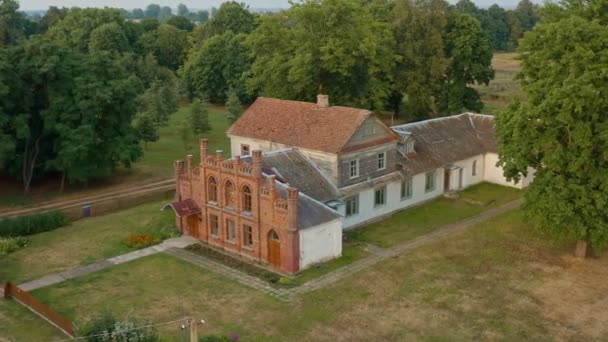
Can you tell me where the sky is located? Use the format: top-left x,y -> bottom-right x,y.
18,0 -> 530,11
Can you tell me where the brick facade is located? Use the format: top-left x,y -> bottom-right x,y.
173,139 -> 300,274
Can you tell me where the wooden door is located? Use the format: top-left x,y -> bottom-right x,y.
187,215 -> 199,238
267,230 -> 281,267
444,170 -> 450,192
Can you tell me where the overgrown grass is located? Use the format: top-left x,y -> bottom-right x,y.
0,198 -> 176,284
346,182 -> 522,248
476,52 -> 526,115
9,209 -> 601,341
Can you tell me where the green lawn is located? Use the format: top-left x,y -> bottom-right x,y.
6,208 -> 603,341
346,182 -> 522,248
289,241 -> 369,286
134,104 -> 232,178
0,198 -> 176,284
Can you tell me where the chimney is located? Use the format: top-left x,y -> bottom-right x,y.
200,139 -> 208,164
252,150 -> 262,178
317,94 -> 329,108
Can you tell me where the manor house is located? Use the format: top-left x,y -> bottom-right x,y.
166,95 -> 534,274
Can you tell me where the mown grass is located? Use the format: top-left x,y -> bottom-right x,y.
0,198 -> 176,284
8,209 -> 604,341
346,182 -> 522,248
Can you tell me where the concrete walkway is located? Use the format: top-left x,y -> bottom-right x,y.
168,198 -> 523,301
15,235 -> 199,292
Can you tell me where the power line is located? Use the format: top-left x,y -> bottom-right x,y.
51,316 -> 202,342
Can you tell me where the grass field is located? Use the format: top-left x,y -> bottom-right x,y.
0,198 -> 175,284
346,182 -> 522,248
4,209 -> 607,341
477,52 -> 526,115
0,104 -> 231,207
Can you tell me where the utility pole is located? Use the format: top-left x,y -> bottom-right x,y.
189,317 -> 198,342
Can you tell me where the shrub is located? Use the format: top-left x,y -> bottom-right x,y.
83,312 -> 158,342
0,237 -> 29,256
125,234 -> 159,248
278,277 -> 292,285
0,211 -> 68,237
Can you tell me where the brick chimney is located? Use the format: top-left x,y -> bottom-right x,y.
200,139 -> 208,164
252,150 -> 262,178
317,94 -> 329,108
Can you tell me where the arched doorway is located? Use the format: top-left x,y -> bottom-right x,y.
267,230 -> 281,267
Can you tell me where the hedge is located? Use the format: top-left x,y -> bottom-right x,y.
0,211 -> 68,237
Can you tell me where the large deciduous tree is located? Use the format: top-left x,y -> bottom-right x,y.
437,12 -> 494,115
496,1 -> 608,256
0,38 -> 142,193
180,31 -> 251,103
246,0 -> 396,110
393,0 -> 449,121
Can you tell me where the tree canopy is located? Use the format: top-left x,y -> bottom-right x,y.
496,0 -> 608,254
246,0 -> 395,110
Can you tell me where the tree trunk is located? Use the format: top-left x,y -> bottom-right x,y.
574,240 -> 588,258
59,171 -> 66,194
22,137 -> 41,195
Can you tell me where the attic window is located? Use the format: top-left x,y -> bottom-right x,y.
362,125 -> 376,137
406,141 -> 415,154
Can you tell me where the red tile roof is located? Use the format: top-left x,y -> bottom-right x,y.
164,199 -> 201,217
227,97 -> 372,153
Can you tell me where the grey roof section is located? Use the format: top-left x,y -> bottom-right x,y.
274,180 -> 342,230
392,113 -> 497,176
261,149 -> 338,203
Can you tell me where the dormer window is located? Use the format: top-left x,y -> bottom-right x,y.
406,141 -> 415,154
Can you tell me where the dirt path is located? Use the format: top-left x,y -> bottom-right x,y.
0,179 -> 174,218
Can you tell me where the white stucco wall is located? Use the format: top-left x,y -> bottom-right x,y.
228,134 -> 339,184
483,153 -> 535,189
342,168 -> 445,229
299,218 -> 343,270
447,154 -> 485,191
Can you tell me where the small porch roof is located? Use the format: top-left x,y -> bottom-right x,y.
162,199 -> 201,217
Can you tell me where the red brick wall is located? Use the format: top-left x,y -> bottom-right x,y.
174,141 -> 300,274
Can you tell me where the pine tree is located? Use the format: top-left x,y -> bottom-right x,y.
134,112 -> 159,150
226,90 -> 242,123
190,98 -> 211,136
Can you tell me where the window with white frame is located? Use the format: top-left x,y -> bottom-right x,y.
472,160 -> 478,176
401,178 -> 413,200
377,152 -> 386,170
425,171 -> 436,192
349,159 -> 359,178
345,195 -> 359,217
374,186 -> 386,207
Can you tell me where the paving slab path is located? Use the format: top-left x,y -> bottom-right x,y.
2,199 -> 521,299
168,198 -> 523,301
12,235 -> 199,292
